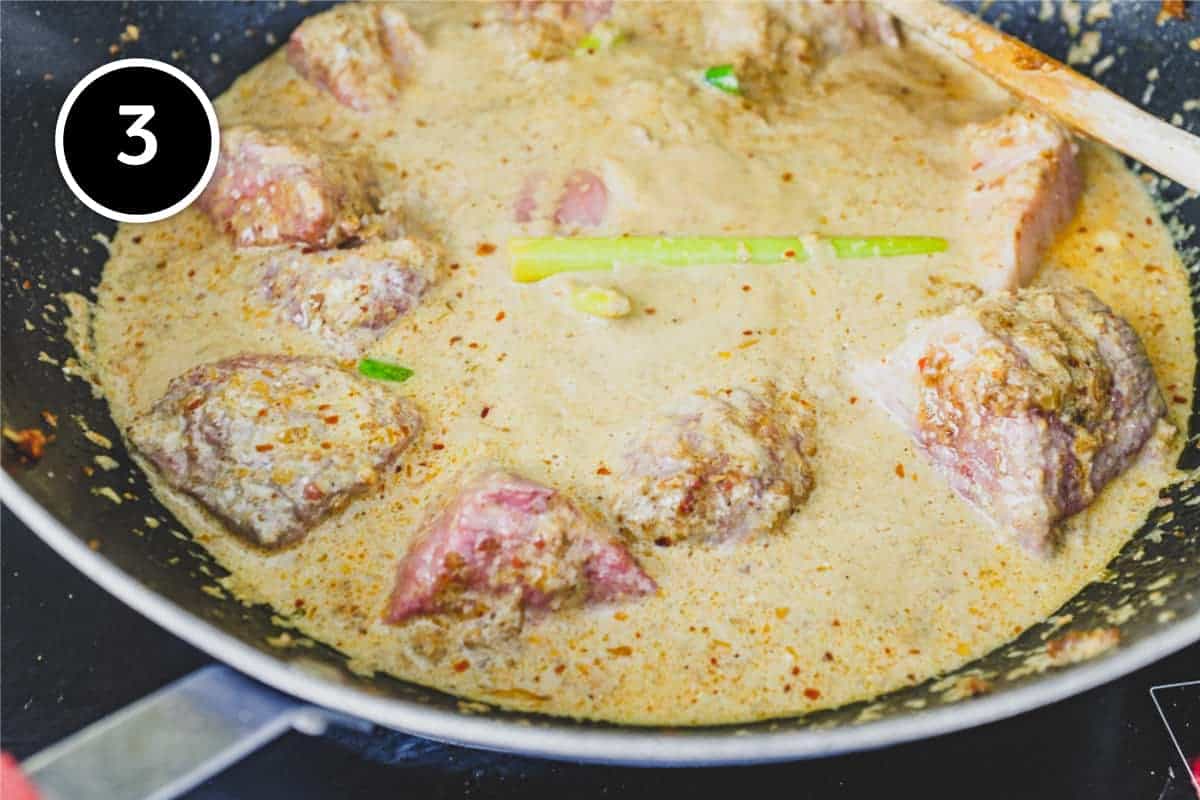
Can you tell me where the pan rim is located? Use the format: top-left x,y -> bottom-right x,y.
4,471 -> 1198,766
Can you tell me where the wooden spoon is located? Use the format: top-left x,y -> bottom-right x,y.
876,0 -> 1200,192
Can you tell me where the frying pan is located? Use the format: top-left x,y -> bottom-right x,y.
2,0 -> 1198,791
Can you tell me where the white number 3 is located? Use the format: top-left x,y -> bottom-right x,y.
117,105 -> 157,166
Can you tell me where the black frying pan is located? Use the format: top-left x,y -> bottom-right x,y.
2,0 -> 1198,783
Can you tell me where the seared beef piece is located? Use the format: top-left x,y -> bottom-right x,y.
860,287 -> 1167,555
615,383 -> 817,545
512,169 -> 609,229
387,469 -> 655,624
287,4 -> 425,111
129,355 -> 420,548
964,110 -> 1082,291
260,238 -> 439,358
553,169 -> 609,229
509,0 -> 613,29
772,1 -> 901,57
198,126 -> 375,249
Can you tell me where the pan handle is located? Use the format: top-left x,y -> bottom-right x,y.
21,665 -> 365,800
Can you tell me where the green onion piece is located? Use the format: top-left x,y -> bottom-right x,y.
357,358 -> 413,383
576,23 -> 624,54
829,236 -> 949,259
570,285 -> 633,318
511,236 -> 809,282
703,64 -> 741,94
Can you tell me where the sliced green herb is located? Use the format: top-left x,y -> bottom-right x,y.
703,64 -> 741,95
357,358 -> 414,383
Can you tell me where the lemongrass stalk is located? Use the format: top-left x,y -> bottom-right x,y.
510,235 -> 945,282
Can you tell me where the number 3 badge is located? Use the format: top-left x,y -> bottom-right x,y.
55,58 -> 219,223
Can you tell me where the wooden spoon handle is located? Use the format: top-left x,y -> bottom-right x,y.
877,0 -> 1200,192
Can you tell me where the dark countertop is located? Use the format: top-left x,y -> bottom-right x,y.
3,505 -> 1198,799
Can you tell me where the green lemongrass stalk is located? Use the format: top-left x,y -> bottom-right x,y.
828,236 -> 949,259
510,235 -> 946,282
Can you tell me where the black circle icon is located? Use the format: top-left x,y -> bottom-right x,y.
55,59 -> 219,223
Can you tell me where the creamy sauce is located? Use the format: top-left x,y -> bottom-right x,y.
78,3 -> 1194,725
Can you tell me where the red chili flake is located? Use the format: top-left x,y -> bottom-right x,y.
781,172 -> 794,182
480,406 -> 491,418
823,651 -> 834,661
432,442 -> 445,450
791,666 -> 801,676
554,663 -> 566,674
848,396 -> 858,405
323,415 -> 339,424
742,284 -> 751,292
255,443 -> 275,452
596,466 -> 611,475
831,618 -> 841,627
1173,395 -> 1188,404
495,310 -> 506,322
784,249 -> 796,259
644,307 -> 657,315
294,598 -> 306,608
449,336 -> 463,345
449,263 -> 461,271
803,688 -> 821,700
895,463 -> 905,478
452,659 -> 470,673
653,536 -> 673,547
476,242 -> 497,256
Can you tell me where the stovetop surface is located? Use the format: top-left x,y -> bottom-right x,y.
3,505 -> 1197,799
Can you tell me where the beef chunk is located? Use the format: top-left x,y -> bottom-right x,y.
129,355 -> 420,548
198,126 -> 375,249
260,238 -> 439,358
509,0 -> 613,29
780,1 -> 902,56
512,169 -> 610,229
965,110 -> 1082,291
860,287 -> 1167,555
553,169 -> 608,229
387,469 -> 655,624
287,4 -> 425,111
615,383 -> 817,545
